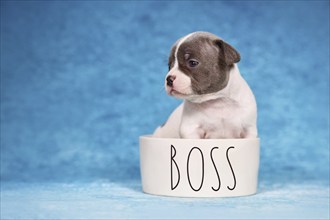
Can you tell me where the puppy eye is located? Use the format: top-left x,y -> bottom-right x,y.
188,60 -> 199,68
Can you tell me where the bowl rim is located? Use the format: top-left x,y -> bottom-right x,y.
140,134 -> 260,142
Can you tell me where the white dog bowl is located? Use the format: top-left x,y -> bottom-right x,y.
140,135 -> 260,197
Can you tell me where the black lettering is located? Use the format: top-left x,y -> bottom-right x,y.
226,146 -> 236,190
210,147 -> 221,191
187,147 -> 204,192
170,145 -> 180,190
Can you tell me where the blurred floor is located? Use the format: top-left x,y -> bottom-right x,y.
1,181 -> 329,219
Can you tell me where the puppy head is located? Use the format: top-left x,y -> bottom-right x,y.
165,32 -> 240,102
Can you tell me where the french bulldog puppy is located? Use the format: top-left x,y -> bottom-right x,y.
154,32 -> 257,139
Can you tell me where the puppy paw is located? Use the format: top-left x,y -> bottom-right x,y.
180,127 -> 206,139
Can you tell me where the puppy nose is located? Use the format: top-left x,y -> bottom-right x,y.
166,75 -> 175,87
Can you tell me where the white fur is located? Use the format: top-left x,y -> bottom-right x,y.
153,33 -> 257,139
180,65 -> 257,139
154,64 -> 257,139
165,33 -> 194,97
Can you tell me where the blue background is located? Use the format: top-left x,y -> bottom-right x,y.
1,1 -> 329,219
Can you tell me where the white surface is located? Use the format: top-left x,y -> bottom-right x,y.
140,135 -> 260,197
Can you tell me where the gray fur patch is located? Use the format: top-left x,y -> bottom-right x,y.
169,32 -> 240,95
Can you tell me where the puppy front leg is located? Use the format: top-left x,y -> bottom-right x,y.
241,125 -> 258,138
180,124 -> 205,139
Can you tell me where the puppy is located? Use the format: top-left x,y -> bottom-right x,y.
153,32 -> 257,139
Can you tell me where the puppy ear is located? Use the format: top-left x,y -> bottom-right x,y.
215,40 -> 240,65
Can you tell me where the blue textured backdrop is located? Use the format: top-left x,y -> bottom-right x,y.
1,1 -> 329,219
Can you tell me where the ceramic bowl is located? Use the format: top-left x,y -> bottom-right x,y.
140,135 -> 260,197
